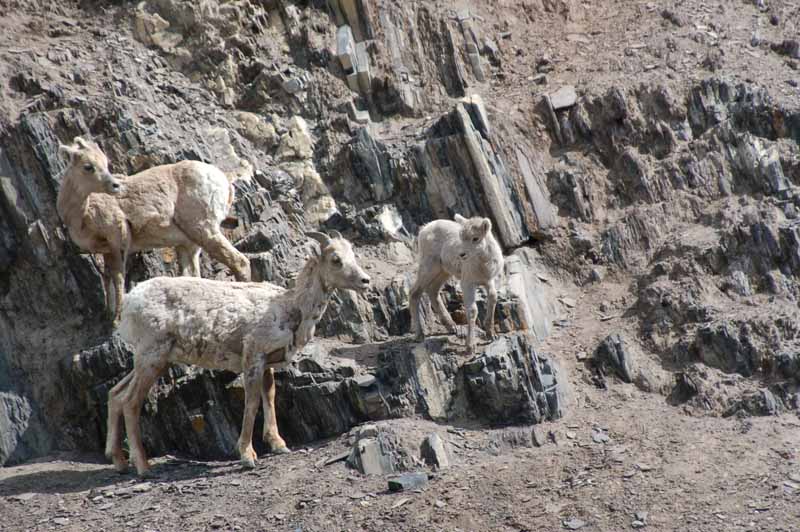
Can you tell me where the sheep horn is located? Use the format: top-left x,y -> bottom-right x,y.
328,230 -> 343,240
305,231 -> 331,248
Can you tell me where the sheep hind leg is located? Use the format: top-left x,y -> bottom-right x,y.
427,272 -> 458,336
483,279 -> 498,341
121,358 -> 167,476
105,370 -> 135,472
238,366 -> 263,469
197,229 -> 251,282
261,368 -> 289,454
409,262 -> 442,341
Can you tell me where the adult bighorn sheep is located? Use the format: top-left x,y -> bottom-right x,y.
409,214 -> 504,355
106,231 -> 370,476
56,136 -> 251,325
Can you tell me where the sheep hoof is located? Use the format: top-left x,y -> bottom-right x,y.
137,467 -> 157,479
271,446 -> 291,455
241,456 -> 257,469
112,461 -> 129,474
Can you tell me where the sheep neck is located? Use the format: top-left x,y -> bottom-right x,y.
56,174 -> 91,230
287,258 -> 332,324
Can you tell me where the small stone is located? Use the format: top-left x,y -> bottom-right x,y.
133,482 -> 153,493
589,268 -> 603,283
420,433 -> 450,469
789,472 -> 800,482
561,297 -> 576,308
566,431 -> 576,440
635,511 -> 648,522
388,472 -> 428,492
632,520 -> 646,528
563,517 -> 586,530
98,503 -> 114,511
636,463 -> 654,472
391,497 -> 410,509
549,86 -> 578,110
10,493 -> 36,502
576,351 -> 588,362
531,426 -> 546,447
283,78 -> 304,94
434,499 -> 446,508
53,518 -> 69,526
770,14 -> 780,26
623,470 -> 637,478
787,80 -> 798,88
591,429 -> 610,444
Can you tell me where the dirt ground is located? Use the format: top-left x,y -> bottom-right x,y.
2,0 -> 800,530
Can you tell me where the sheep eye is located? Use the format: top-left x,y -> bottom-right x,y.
331,256 -> 342,266
472,237 -> 479,243
83,163 -> 94,173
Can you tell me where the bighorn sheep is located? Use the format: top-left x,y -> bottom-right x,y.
56,136 -> 251,324
409,214 -> 504,355
106,231 -> 370,475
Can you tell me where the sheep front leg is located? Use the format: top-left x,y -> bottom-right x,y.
105,251 -> 126,326
484,279 -> 498,341
261,368 -> 289,454
463,281 -> 478,356
238,365 -> 263,469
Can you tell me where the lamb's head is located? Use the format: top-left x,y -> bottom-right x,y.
306,231 -> 371,292
454,214 -> 493,260
59,137 -> 123,195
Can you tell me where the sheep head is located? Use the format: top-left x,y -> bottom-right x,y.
306,231 -> 371,292
59,136 -> 123,195
454,214 -> 492,259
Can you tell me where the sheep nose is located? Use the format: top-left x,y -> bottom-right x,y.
361,276 -> 371,286
459,252 -> 467,259
111,182 -> 121,191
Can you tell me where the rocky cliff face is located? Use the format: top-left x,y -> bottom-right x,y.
1,0 -> 799,466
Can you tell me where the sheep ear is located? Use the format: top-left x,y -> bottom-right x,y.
305,231 -> 332,249
481,218 -> 492,234
59,143 -> 79,160
328,229 -> 343,240
454,214 -> 467,224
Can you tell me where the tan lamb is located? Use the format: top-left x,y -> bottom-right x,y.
56,136 -> 251,325
106,231 -> 371,476
409,214 -> 504,355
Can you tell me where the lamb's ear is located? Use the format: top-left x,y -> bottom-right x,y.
454,214 -> 467,224
58,143 -> 79,161
306,231 -> 332,249
328,229 -> 343,241
481,218 -> 492,235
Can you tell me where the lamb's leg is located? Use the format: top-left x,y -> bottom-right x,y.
121,358 -> 166,476
176,244 -> 202,277
238,366 -> 263,469
105,370 -> 135,472
261,368 -> 289,454
484,279 -> 498,341
427,272 -> 458,335
463,281 -> 478,356
201,230 -> 251,281
409,262 -> 441,341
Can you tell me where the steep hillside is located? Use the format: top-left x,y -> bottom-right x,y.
1,0 -> 800,530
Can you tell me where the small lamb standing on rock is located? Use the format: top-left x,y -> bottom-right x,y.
409,214 -> 504,355
57,136 -> 250,325
106,231 -> 370,476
